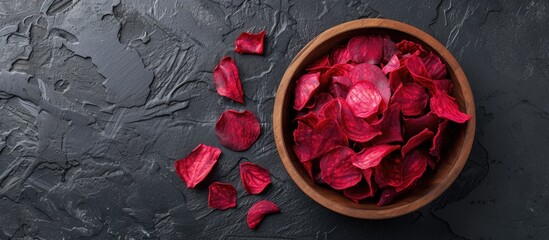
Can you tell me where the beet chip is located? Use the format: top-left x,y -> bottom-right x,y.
430,120 -> 450,160
293,118 -> 348,162
329,76 -> 352,98
401,128 -> 434,156
352,144 -> 400,169
434,79 -> 453,95
320,64 -> 353,85
301,160 -> 314,180
396,149 -> 428,192
343,169 -> 376,202
240,162 -> 271,194
382,35 -> 396,63
377,187 -> 397,206
349,63 -> 391,108
396,40 -> 427,57
308,93 -> 334,115
391,83 -> 428,117
403,112 -> 440,138
347,35 -> 383,64
175,144 -> 221,188
208,182 -> 237,210
430,91 -> 471,123
320,146 -> 362,190
320,98 -> 380,142
216,110 -> 261,151
234,31 -> 265,55
405,54 -> 436,93
294,72 -> 321,111
346,81 -> 383,118
389,66 -> 412,92
374,156 -> 403,189
213,56 -> 244,103
370,104 -> 403,144
423,52 -> 447,79
382,54 -> 400,75
330,44 -> 352,65
247,200 -> 280,229
307,54 -> 331,71
294,112 -> 320,127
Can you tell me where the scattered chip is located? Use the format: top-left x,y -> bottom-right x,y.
208,182 -> 237,210
175,144 -> 222,188
235,31 -> 266,55
213,56 -> 244,103
215,109 -> 261,151
247,200 -> 280,229
240,162 -> 272,194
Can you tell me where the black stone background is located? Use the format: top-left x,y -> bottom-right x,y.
0,0 -> 547,239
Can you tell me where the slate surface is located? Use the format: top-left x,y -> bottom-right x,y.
0,0 -> 547,239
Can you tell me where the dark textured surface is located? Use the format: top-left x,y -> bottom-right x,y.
0,0 -> 547,239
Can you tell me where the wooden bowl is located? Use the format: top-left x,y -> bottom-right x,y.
273,19 -> 475,219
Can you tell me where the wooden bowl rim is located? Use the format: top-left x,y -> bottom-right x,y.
273,18 -> 476,219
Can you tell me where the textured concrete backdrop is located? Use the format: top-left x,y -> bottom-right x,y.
0,0 -> 548,239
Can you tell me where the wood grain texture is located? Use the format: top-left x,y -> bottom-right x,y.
273,19 -> 476,219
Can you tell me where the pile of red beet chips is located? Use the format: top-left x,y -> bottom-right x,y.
292,35 -> 470,205
175,31 -> 280,229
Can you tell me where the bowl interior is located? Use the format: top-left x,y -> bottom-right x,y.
274,20 -> 475,219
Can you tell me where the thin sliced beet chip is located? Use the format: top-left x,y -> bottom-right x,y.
423,52 -> 447,79
403,112 -> 440,138
389,66 -> 412,92
349,63 -> 391,108
396,40 -> 427,57
307,54 -> 331,71
374,155 -> 403,188
319,98 -> 380,142
240,162 -> 272,194
343,169 -> 375,202
430,120 -> 450,160
396,149 -> 428,192
377,187 -> 397,206
208,182 -> 237,210
401,128 -> 434,156
216,110 -> 261,151
329,76 -> 352,98
370,104 -> 403,144
430,91 -> 471,123
347,35 -> 383,64
247,200 -> 280,229
301,160 -> 314,180
382,54 -> 400,75
352,144 -> 400,169
309,93 -> 334,115
175,144 -> 222,188
213,56 -> 244,103
391,83 -> 429,117
405,54 -> 436,93
320,63 -> 353,85
346,81 -> 383,118
319,146 -> 362,190
294,112 -> 320,127
294,72 -> 321,111
293,118 -> 348,162
235,31 -> 265,55
381,35 -> 396,63
330,44 -> 352,65
434,79 -> 453,95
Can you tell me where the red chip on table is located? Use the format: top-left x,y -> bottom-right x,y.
208,182 -> 237,210
174,144 -> 221,188
235,31 -> 266,55
291,34 -> 471,204
240,162 -> 272,194
213,56 -> 244,103
247,200 -> 280,229
215,109 -> 261,151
